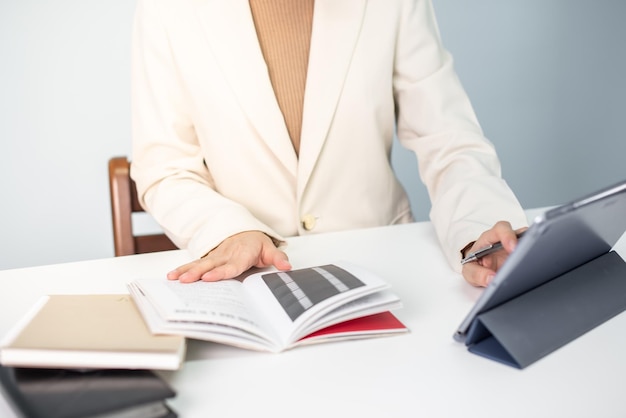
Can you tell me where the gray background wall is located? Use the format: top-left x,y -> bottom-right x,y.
1,0 -> 625,271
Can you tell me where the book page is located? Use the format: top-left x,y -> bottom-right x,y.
128,282 -> 274,351
289,289 -> 404,340
242,262 -> 393,347
133,278 -> 277,345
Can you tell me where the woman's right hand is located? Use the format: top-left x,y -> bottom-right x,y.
166,231 -> 292,283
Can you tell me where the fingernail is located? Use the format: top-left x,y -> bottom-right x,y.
485,274 -> 496,285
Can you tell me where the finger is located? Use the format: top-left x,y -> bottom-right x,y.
180,260 -> 219,283
462,262 -> 496,287
176,257 -> 226,283
476,221 -> 512,245
273,252 -> 292,271
166,269 -> 183,281
492,221 -> 525,253
200,262 -> 247,282
501,226 -> 529,254
471,221 -> 518,255
258,246 -> 291,271
477,250 -> 509,272
167,260 -> 201,281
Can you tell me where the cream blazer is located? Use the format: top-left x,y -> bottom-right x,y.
130,0 -> 528,272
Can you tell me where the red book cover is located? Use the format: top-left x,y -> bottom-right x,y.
299,311 -> 408,344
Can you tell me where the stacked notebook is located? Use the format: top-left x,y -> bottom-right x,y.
0,366 -> 177,418
0,294 -> 185,370
0,294 -> 184,417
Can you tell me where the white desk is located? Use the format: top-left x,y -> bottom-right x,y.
1,217 -> 625,418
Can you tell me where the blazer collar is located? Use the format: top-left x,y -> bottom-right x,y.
298,0 -> 367,197
197,0 -> 367,191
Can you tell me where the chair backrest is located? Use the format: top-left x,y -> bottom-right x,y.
108,156 -> 178,256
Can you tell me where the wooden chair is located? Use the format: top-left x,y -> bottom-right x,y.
108,156 -> 178,256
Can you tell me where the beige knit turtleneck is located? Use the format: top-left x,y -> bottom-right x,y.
249,0 -> 315,156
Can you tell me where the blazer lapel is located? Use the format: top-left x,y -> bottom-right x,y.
196,0 -> 297,176
297,0 -> 368,197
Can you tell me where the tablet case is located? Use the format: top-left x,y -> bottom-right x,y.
465,250 -> 626,369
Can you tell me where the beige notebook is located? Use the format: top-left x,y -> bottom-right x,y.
0,294 -> 185,370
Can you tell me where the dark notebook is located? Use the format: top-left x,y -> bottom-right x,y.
0,366 -> 177,418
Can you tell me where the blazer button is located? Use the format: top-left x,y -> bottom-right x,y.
302,214 -> 316,231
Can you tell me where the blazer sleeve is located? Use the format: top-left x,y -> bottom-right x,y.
130,0 -> 283,258
393,0 -> 528,271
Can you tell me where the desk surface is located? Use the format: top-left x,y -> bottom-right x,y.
1,215 -> 625,418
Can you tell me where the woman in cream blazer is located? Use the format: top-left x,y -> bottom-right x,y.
130,0 -> 528,286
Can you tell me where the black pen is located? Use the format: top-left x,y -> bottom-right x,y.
460,231 -> 526,265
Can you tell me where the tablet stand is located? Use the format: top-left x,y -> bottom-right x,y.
465,250 -> 626,369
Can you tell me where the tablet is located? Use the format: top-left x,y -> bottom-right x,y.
454,178 -> 626,342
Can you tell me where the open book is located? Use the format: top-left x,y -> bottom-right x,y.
128,262 -> 408,352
